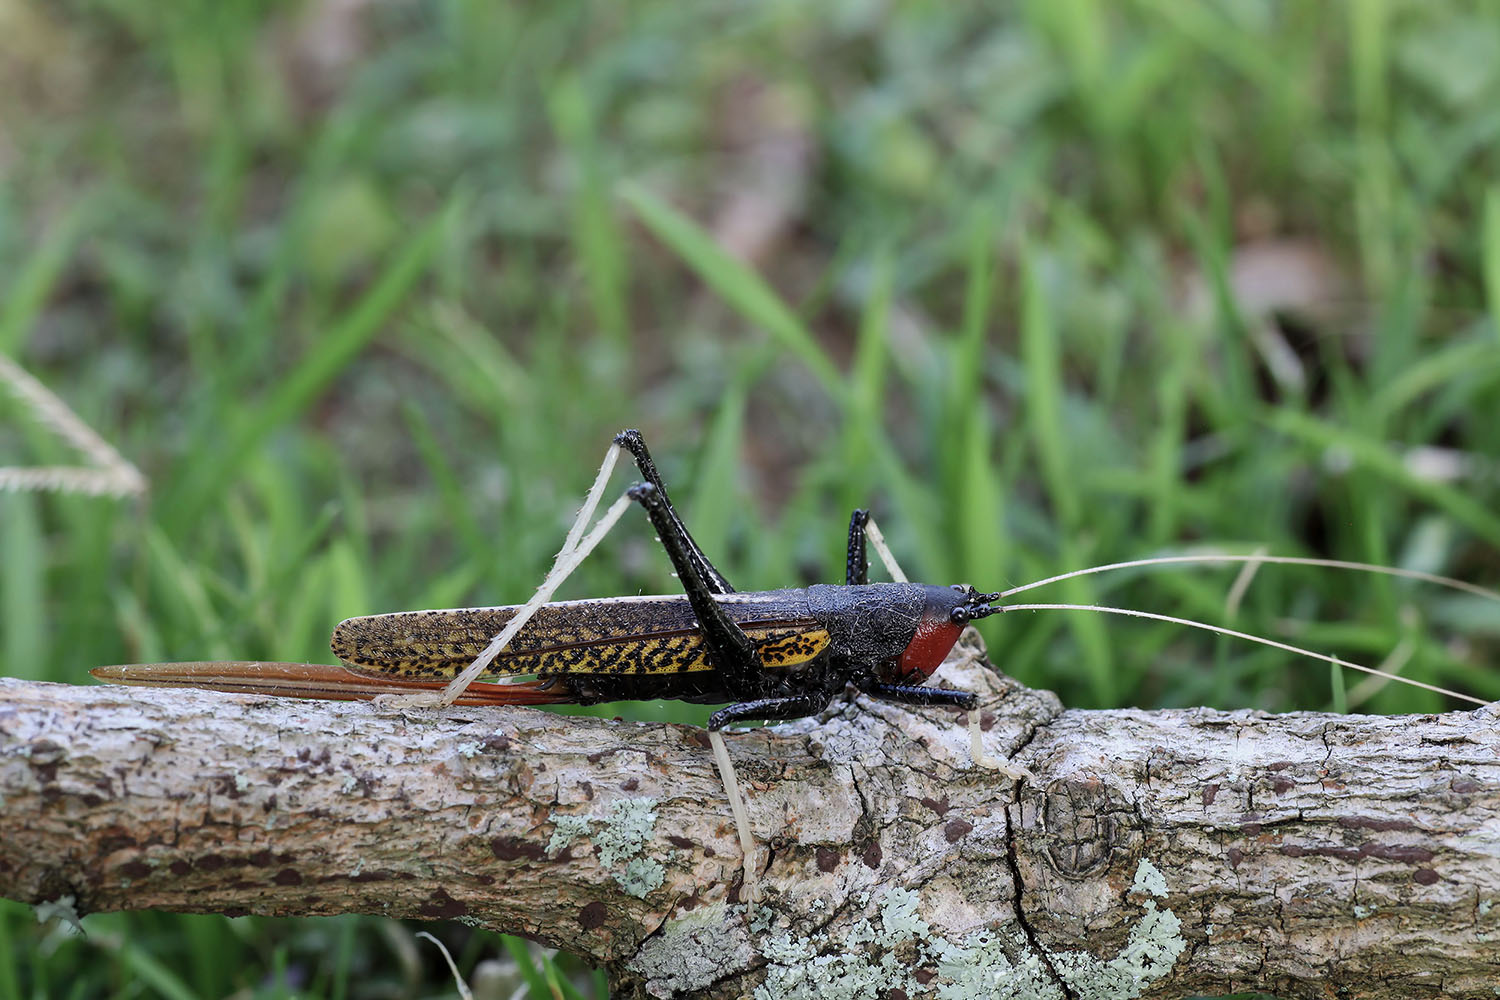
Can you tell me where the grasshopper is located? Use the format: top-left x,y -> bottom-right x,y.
95,430 -> 1499,903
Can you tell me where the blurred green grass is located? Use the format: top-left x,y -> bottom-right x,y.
2,1 -> 1498,996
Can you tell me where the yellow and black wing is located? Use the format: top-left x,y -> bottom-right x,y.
330,591 -> 830,682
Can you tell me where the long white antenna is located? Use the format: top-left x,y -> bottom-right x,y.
1000,553 -> 1500,604
999,603 -> 1490,708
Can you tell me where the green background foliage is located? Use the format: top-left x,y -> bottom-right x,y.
1,0 -> 1498,996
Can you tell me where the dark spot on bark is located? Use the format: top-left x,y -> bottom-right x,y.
119,860 -> 151,880
169,860 -> 191,877
79,794 -> 103,808
980,711 -> 995,732
1337,816 -> 1417,833
196,854 -> 227,872
272,868 -> 303,886
475,875 -> 495,886
944,819 -> 973,843
914,967 -> 937,984
483,734 -> 512,754
666,836 -> 694,850
685,731 -> 711,750
223,908 -> 249,918
578,901 -> 608,930
1414,868 -> 1439,885
27,740 -> 65,784
98,833 -> 138,854
1202,783 -> 1219,805
621,778 -> 639,791
1364,844 -> 1435,864
419,888 -> 468,919
1271,778 -> 1294,795
887,990 -> 909,1000
491,837 -> 546,862
862,840 -> 883,870
1241,823 -> 1261,837
1450,779 -> 1481,794
919,796 -> 951,816
816,847 -> 840,873
1267,761 -> 1294,771
703,846 -> 715,858
1227,848 -> 1244,867
579,781 -> 594,800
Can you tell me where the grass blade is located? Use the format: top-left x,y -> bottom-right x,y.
166,195 -> 463,526
620,184 -> 845,401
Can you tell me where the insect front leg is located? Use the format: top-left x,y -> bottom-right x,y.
859,682 -> 976,710
861,681 -> 1032,781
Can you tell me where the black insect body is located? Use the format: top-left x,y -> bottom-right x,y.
330,430 -> 997,730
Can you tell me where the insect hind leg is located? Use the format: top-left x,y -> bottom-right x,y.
614,429 -> 734,594
627,481 -> 764,697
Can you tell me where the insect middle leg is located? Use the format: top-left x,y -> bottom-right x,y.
708,693 -> 834,731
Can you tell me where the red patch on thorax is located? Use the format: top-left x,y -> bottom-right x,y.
897,616 -> 962,682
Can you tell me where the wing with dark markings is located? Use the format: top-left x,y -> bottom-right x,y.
90,661 -> 575,706
330,589 -> 830,681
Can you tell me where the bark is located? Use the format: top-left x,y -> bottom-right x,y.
2,634 -> 1499,999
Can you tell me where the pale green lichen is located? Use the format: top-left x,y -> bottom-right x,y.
594,799 -> 658,867
751,859 -> 1185,1000
546,814 -> 593,855
547,798 -> 663,899
1129,859 -> 1168,898
629,903 -> 751,995
455,740 -> 482,759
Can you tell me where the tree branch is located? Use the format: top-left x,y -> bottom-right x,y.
3,636 -> 1499,999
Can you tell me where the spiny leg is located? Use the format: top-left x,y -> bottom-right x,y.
846,509 -> 869,586
708,693 -> 833,730
626,482 -> 763,695
614,429 -> 734,594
